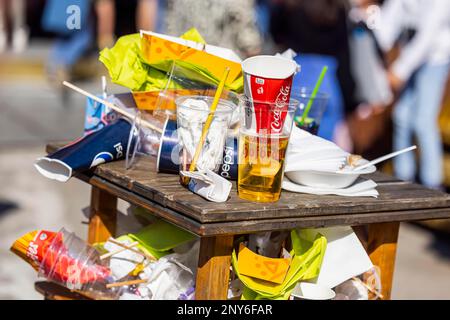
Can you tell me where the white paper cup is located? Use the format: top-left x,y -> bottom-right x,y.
291,282 -> 336,300
242,55 -> 299,80
242,55 -> 299,134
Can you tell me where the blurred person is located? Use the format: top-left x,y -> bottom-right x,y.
163,0 -> 262,58
96,0 -> 158,49
341,0 -> 394,155
371,0 -> 450,189
254,0 -> 270,41
0,0 -> 28,53
42,0 -> 95,88
270,0 -> 357,146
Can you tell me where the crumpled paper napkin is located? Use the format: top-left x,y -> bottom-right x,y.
180,169 -> 232,202
285,126 -> 349,173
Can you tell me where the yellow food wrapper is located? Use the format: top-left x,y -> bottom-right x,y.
237,243 -> 290,284
232,229 -> 327,300
10,230 -> 58,271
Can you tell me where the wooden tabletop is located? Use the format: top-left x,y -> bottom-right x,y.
47,144 -> 450,236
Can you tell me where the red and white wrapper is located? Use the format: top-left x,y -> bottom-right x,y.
242,55 -> 298,134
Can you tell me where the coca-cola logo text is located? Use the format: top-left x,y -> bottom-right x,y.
271,86 -> 290,132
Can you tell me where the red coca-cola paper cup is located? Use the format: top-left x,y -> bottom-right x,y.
242,55 -> 298,134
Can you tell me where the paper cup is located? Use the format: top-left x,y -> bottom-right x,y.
35,119 -> 132,182
242,55 -> 299,134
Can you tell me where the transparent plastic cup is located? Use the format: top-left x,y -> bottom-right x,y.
38,228 -> 121,300
237,97 -> 298,202
176,95 -> 237,186
292,88 -> 329,135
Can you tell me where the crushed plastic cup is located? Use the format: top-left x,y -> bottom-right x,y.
38,228 -> 122,300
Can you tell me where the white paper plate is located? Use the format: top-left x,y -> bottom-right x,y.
285,159 -> 376,189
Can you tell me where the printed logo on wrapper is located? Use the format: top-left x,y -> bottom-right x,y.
26,231 -> 56,264
89,143 -> 123,168
90,152 -> 114,168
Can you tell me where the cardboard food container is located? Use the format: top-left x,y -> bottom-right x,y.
140,31 -> 242,87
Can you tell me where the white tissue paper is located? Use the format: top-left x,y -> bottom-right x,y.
178,98 -> 229,171
285,126 -> 348,173
313,226 -> 373,289
142,240 -> 199,300
104,240 -> 144,280
145,269 -> 180,300
276,48 -> 298,60
181,169 -> 232,202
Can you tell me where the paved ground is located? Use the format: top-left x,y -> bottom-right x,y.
0,41 -> 449,300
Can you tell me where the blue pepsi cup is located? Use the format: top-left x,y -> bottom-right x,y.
35,118 -> 134,182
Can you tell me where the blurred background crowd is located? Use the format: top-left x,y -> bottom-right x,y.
0,0 -> 449,299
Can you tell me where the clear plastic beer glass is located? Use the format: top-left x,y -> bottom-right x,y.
237,96 -> 298,202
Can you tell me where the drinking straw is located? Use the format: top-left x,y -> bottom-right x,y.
106,278 -> 149,288
102,76 -> 110,114
102,76 -> 108,99
352,277 -> 384,299
188,67 -> 230,172
62,81 -> 163,134
107,238 -> 156,261
100,241 -> 139,260
299,66 -> 328,125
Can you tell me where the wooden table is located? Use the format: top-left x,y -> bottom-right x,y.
42,144 -> 450,300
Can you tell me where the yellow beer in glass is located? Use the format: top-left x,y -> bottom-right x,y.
237,97 -> 298,202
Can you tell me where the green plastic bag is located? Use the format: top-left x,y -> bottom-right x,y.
126,218 -> 196,259
99,34 -> 181,92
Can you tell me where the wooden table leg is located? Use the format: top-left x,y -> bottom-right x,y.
88,186 -> 118,244
365,222 -> 400,300
195,235 -> 234,300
